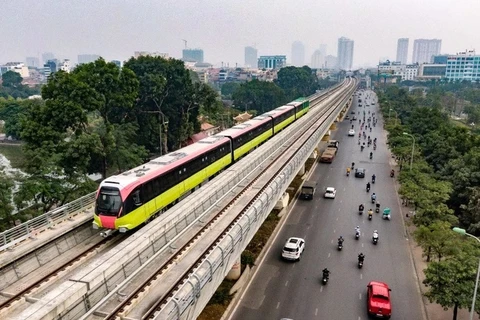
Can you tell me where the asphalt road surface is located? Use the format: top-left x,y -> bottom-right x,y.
229,90 -> 424,320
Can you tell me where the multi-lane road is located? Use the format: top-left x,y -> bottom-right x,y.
229,90 -> 424,320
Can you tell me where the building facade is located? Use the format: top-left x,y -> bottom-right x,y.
337,37 -> 354,70
445,51 -> 480,82
417,64 -> 447,80
257,55 -> 286,70
377,61 -> 418,81
412,39 -> 442,64
26,57 -> 40,68
396,38 -> 409,64
182,49 -> 204,63
311,50 -> 325,69
244,46 -> 258,68
325,55 -> 337,69
2,62 -> 30,78
433,55 -> 449,64
291,41 -> 305,67
59,59 -> 71,73
78,54 -> 100,64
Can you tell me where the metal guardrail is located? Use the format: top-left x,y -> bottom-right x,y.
0,192 -> 95,252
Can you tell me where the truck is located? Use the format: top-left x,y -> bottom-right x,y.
320,140 -> 339,163
300,181 -> 317,200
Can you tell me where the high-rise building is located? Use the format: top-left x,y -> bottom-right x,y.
337,37 -> 354,70
59,59 -> 71,73
78,54 -> 100,65
311,50 -> 325,69
445,50 -> 480,82
244,46 -> 258,68
325,55 -> 337,69
42,52 -> 54,65
291,41 -> 305,67
319,44 -> 327,57
257,55 -> 287,70
182,49 -> 204,63
412,39 -> 442,64
26,57 -> 40,68
396,38 -> 409,64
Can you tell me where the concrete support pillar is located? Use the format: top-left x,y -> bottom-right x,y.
274,192 -> 289,210
309,149 -> 318,160
226,256 -> 241,280
297,163 -> 305,176
329,123 -> 337,130
322,131 -> 331,141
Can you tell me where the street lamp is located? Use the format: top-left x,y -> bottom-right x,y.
452,227 -> 480,320
403,132 -> 415,170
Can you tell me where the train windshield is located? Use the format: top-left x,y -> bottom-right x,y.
96,187 -> 122,216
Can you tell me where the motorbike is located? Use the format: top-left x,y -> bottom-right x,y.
390,170 -> 395,178
375,203 -> 380,213
322,273 -> 329,285
369,154 -> 373,160
358,260 -> 364,268
373,236 -> 378,245
346,170 -> 350,176
373,145 -> 376,150
371,198 -> 376,204
366,185 -> 370,192
372,178 -> 375,184
337,242 -> 343,251
361,145 -> 364,152
355,231 -> 360,240
368,212 -> 373,220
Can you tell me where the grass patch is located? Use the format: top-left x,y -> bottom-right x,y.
450,118 -> 471,129
0,144 -> 25,169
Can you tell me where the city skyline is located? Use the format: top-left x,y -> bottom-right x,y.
2,0 -> 480,68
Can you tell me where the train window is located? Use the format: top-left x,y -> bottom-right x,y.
133,189 -> 142,205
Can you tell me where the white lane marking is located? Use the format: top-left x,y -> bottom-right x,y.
333,229 -> 336,233
362,243 -> 364,247
336,217 -> 338,221
285,281 -> 288,286
331,239 -> 334,244
359,293 -> 362,300
344,187 -> 346,191
358,317 -> 362,320
328,253 -> 331,258
315,308 -> 319,316
320,286 -> 323,292
338,208 -> 341,211
276,302 -> 280,309
360,273 -> 363,279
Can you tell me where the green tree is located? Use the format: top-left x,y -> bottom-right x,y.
1,71 -> 23,88
125,56 -> 218,152
414,221 -> 459,262
423,249 -> 480,320
221,82 -> 241,98
232,79 -> 287,114
276,66 -> 318,100
0,168 -> 15,230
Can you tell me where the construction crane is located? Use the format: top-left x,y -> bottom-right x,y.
182,39 -> 187,49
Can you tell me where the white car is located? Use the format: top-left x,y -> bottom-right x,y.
324,187 -> 336,198
282,237 -> 305,261
348,129 -> 355,136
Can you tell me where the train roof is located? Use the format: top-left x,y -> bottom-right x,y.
216,115 -> 272,139
100,135 -> 229,190
287,97 -> 308,106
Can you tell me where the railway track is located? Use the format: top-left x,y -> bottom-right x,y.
0,232 -> 126,318
84,80 -> 355,320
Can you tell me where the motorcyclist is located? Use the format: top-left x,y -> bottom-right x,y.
390,169 -> 395,177
338,236 -> 344,245
358,253 -> 365,263
359,204 -> 364,211
370,152 -> 373,159
372,174 -> 376,182
371,193 -> 376,201
360,145 -> 364,151
346,167 -> 351,175
323,268 -> 330,279
351,162 -> 355,169
366,182 -> 371,191
368,209 -> 373,217
373,230 -> 379,240
355,226 -> 361,236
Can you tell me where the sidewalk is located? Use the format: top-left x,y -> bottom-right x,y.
390,155 -> 472,320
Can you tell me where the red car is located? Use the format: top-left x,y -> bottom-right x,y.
367,281 -> 392,318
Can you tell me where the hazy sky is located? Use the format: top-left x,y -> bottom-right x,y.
2,0 -> 479,68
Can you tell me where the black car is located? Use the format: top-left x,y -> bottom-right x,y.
355,168 -> 366,178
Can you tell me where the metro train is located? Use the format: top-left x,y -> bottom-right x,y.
93,98 -> 310,232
